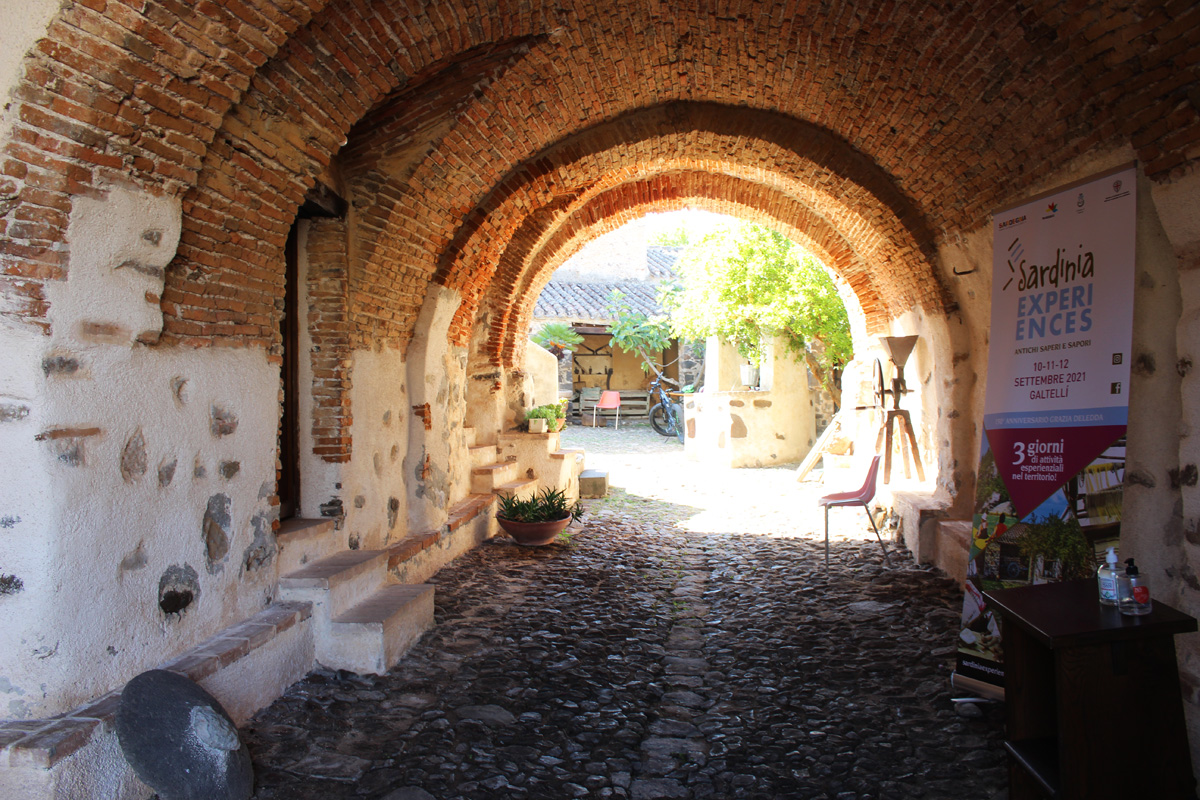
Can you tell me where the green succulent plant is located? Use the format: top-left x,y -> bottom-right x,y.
496,487 -> 584,523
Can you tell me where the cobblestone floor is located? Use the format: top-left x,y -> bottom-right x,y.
245,422 -> 1007,799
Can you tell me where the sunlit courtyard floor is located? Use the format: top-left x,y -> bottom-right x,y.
245,420 -> 1007,800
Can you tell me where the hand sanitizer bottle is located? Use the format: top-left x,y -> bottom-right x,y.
1097,547 -> 1119,606
1117,558 -> 1152,616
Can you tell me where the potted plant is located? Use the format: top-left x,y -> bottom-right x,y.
496,487 -> 584,546
524,400 -> 567,433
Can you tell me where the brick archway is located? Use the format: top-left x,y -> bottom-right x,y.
428,103 -> 948,369
481,170 -> 904,370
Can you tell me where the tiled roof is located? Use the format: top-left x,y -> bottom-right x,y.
647,245 -> 684,278
534,280 -> 663,323
533,245 -> 683,323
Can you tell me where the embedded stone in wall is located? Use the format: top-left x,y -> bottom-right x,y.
171,376 -> 188,406
41,354 -> 80,376
373,452 -> 383,475
210,405 -> 238,437
242,511 -> 276,575
730,415 -> 748,438
413,403 -> 432,430
79,321 -> 130,344
35,426 -> 101,466
320,498 -> 344,529
193,458 -> 207,479
159,458 -> 177,487
202,495 -> 232,572
158,564 -> 200,615
121,428 -> 148,482
219,461 -> 240,480
120,541 -> 148,574
387,497 -> 400,530
0,574 -> 24,595
0,402 -> 29,422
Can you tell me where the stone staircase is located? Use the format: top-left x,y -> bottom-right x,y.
271,425 -> 585,676
468,426 -> 586,505
277,547 -> 434,675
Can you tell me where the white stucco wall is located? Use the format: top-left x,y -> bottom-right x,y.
0,341 -> 281,718
404,285 -> 468,531
0,188 -> 283,719
525,340 -> 560,407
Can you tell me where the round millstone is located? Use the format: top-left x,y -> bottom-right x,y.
115,669 -> 253,800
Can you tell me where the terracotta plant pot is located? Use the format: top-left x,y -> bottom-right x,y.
496,515 -> 572,546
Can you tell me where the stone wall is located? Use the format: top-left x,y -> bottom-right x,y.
687,336 -> 817,468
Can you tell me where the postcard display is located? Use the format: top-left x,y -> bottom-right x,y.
955,165 -> 1137,690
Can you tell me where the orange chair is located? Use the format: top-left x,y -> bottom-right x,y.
593,390 -> 622,429
817,455 -> 890,567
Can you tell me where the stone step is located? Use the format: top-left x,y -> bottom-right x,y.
470,461 -> 518,493
496,478 -> 538,500
276,517 -> 338,575
324,584 -> 435,675
469,443 -> 500,469
278,549 -> 389,619
579,469 -> 609,498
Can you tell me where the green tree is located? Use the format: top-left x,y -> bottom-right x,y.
662,220 -> 852,405
604,289 -> 676,384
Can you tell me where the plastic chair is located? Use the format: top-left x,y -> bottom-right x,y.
817,454 -> 890,567
593,390 -> 622,429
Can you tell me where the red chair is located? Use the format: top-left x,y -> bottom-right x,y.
593,390 -> 622,429
817,454 -> 890,567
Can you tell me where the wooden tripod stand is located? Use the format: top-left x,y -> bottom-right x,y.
876,408 -> 924,484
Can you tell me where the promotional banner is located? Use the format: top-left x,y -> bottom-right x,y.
955,165 -> 1136,691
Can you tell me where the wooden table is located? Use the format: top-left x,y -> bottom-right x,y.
985,579 -> 1197,799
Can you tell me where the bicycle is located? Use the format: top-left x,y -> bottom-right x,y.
647,376 -> 685,443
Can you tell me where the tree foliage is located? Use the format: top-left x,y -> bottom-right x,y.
604,289 -> 676,384
661,221 -> 852,403
649,223 -> 691,247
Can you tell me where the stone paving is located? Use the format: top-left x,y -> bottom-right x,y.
245,422 -> 1008,799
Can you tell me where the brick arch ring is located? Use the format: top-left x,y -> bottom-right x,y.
483,174 -> 893,371
431,102 -> 951,366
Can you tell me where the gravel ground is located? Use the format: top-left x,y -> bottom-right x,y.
245,421 -> 1008,799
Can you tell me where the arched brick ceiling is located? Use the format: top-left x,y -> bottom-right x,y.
426,103 -> 945,365
2,0 -> 1196,346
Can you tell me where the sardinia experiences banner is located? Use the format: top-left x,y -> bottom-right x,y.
955,166 -> 1136,689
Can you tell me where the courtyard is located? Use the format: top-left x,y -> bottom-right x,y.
245,423 -> 1007,799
